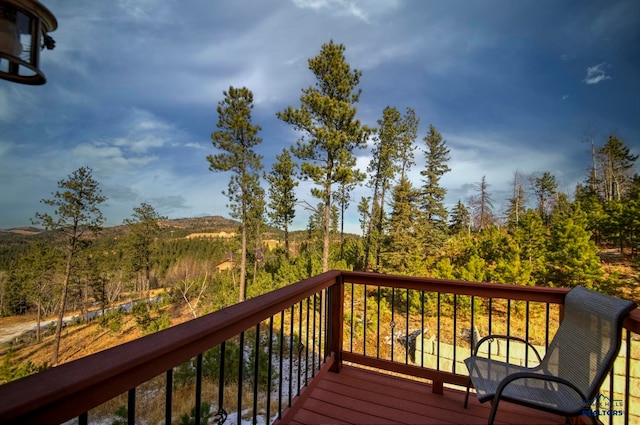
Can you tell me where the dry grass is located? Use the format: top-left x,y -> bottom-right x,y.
1,300 -> 196,368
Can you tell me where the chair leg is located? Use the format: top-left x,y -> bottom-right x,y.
464,378 -> 471,408
488,398 -> 500,425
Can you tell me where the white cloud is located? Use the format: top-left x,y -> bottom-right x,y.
291,0 -> 401,23
184,142 -> 207,150
583,63 -> 611,85
113,136 -> 166,154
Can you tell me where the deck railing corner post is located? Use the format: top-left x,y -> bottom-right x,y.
328,273 -> 344,373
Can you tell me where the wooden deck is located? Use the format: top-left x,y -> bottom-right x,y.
279,364 -> 565,425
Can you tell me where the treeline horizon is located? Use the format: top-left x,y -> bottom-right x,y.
0,40 -> 638,367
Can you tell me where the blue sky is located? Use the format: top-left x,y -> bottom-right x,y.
1,0 -> 638,234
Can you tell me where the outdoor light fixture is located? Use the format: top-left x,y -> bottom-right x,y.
0,0 -> 56,85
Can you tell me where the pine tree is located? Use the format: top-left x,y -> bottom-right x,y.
277,41 -> 370,272
267,148 -> 298,259
546,202 -> 602,288
357,197 -> 370,238
207,86 -> 264,302
33,166 -> 106,365
512,210 -> 548,282
449,200 -> 471,234
12,241 -> 58,343
384,176 -> 423,274
419,124 -> 451,249
364,106 -> 416,270
334,169 -> 363,260
123,203 -> 167,300
533,171 -> 557,225
505,170 -> 527,230
470,175 -> 495,231
597,135 -> 638,201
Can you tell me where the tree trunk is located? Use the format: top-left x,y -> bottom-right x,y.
323,182 -> 331,273
239,222 -> 247,302
284,223 -> 290,260
52,249 -> 73,365
36,301 -> 42,343
364,184 -> 381,271
375,185 -> 387,271
340,201 -> 345,260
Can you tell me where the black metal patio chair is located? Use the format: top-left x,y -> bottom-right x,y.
463,286 -> 635,425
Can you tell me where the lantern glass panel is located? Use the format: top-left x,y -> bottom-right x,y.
16,9 -> 33,64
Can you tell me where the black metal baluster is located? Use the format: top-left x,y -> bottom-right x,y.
488,298 -> 493,360
506,299 -> 511,361
218,341 -> 226,423
128,388 -> 135,425
253,323 -> 260,425
238,331 -> 245,422
305,297 -> 310,385
470,295 -> 475,358
437,292 -> 441,370
78,412 -> 87,425
350,282 -> 354,352
312,293 -> 317,377
421,291 -> 425,368
608,367 -> 614,425
267,317 -> 273,424
195,353 -> 202,425
297,300 -> 303,396
624,330 -> 631,425
391,287 -> 395,361
318,290 -> 324,366
525,301 -> 530,366
165,369 -> 173,425
376,286 -> 381,359
278,311 -> 284,419
405,288 -> 410,364
289,305 -> 294,406
363,284 -> 367,356
545,303 -> 550,349
453,294 -> 457,374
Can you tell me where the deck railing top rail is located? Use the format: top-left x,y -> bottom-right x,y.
0,270 -> 340,423
0,270 -> 637,424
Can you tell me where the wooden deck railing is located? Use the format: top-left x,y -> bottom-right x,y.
0,271 -> 637,424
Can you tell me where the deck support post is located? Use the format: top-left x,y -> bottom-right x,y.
329,274 -> 344,373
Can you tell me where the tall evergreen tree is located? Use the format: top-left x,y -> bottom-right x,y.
207,86 -> 264,302
277,40 -> 370,272
398,108 -> 418,181
12,241 -> 58,343
267,148 -> 298,259
123,203 -> 167,300
597,135 -> 638,201
533,171 -> 557,225
384,176 -> 423,274
449,200 -> 471,234
470,175 -> 495,231
334,169 -> 363,260
505,170 -> 527,230
512,210 -> 548,282
357,196 -> 370,238
364,106 -> 415,270
33,166 -> 106,365
419,124 -> 451,248
546,202 -> 602,288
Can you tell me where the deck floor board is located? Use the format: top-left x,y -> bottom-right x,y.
284,364 -> 566,424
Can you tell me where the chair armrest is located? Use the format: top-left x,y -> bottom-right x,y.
472,334 -> 543,363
